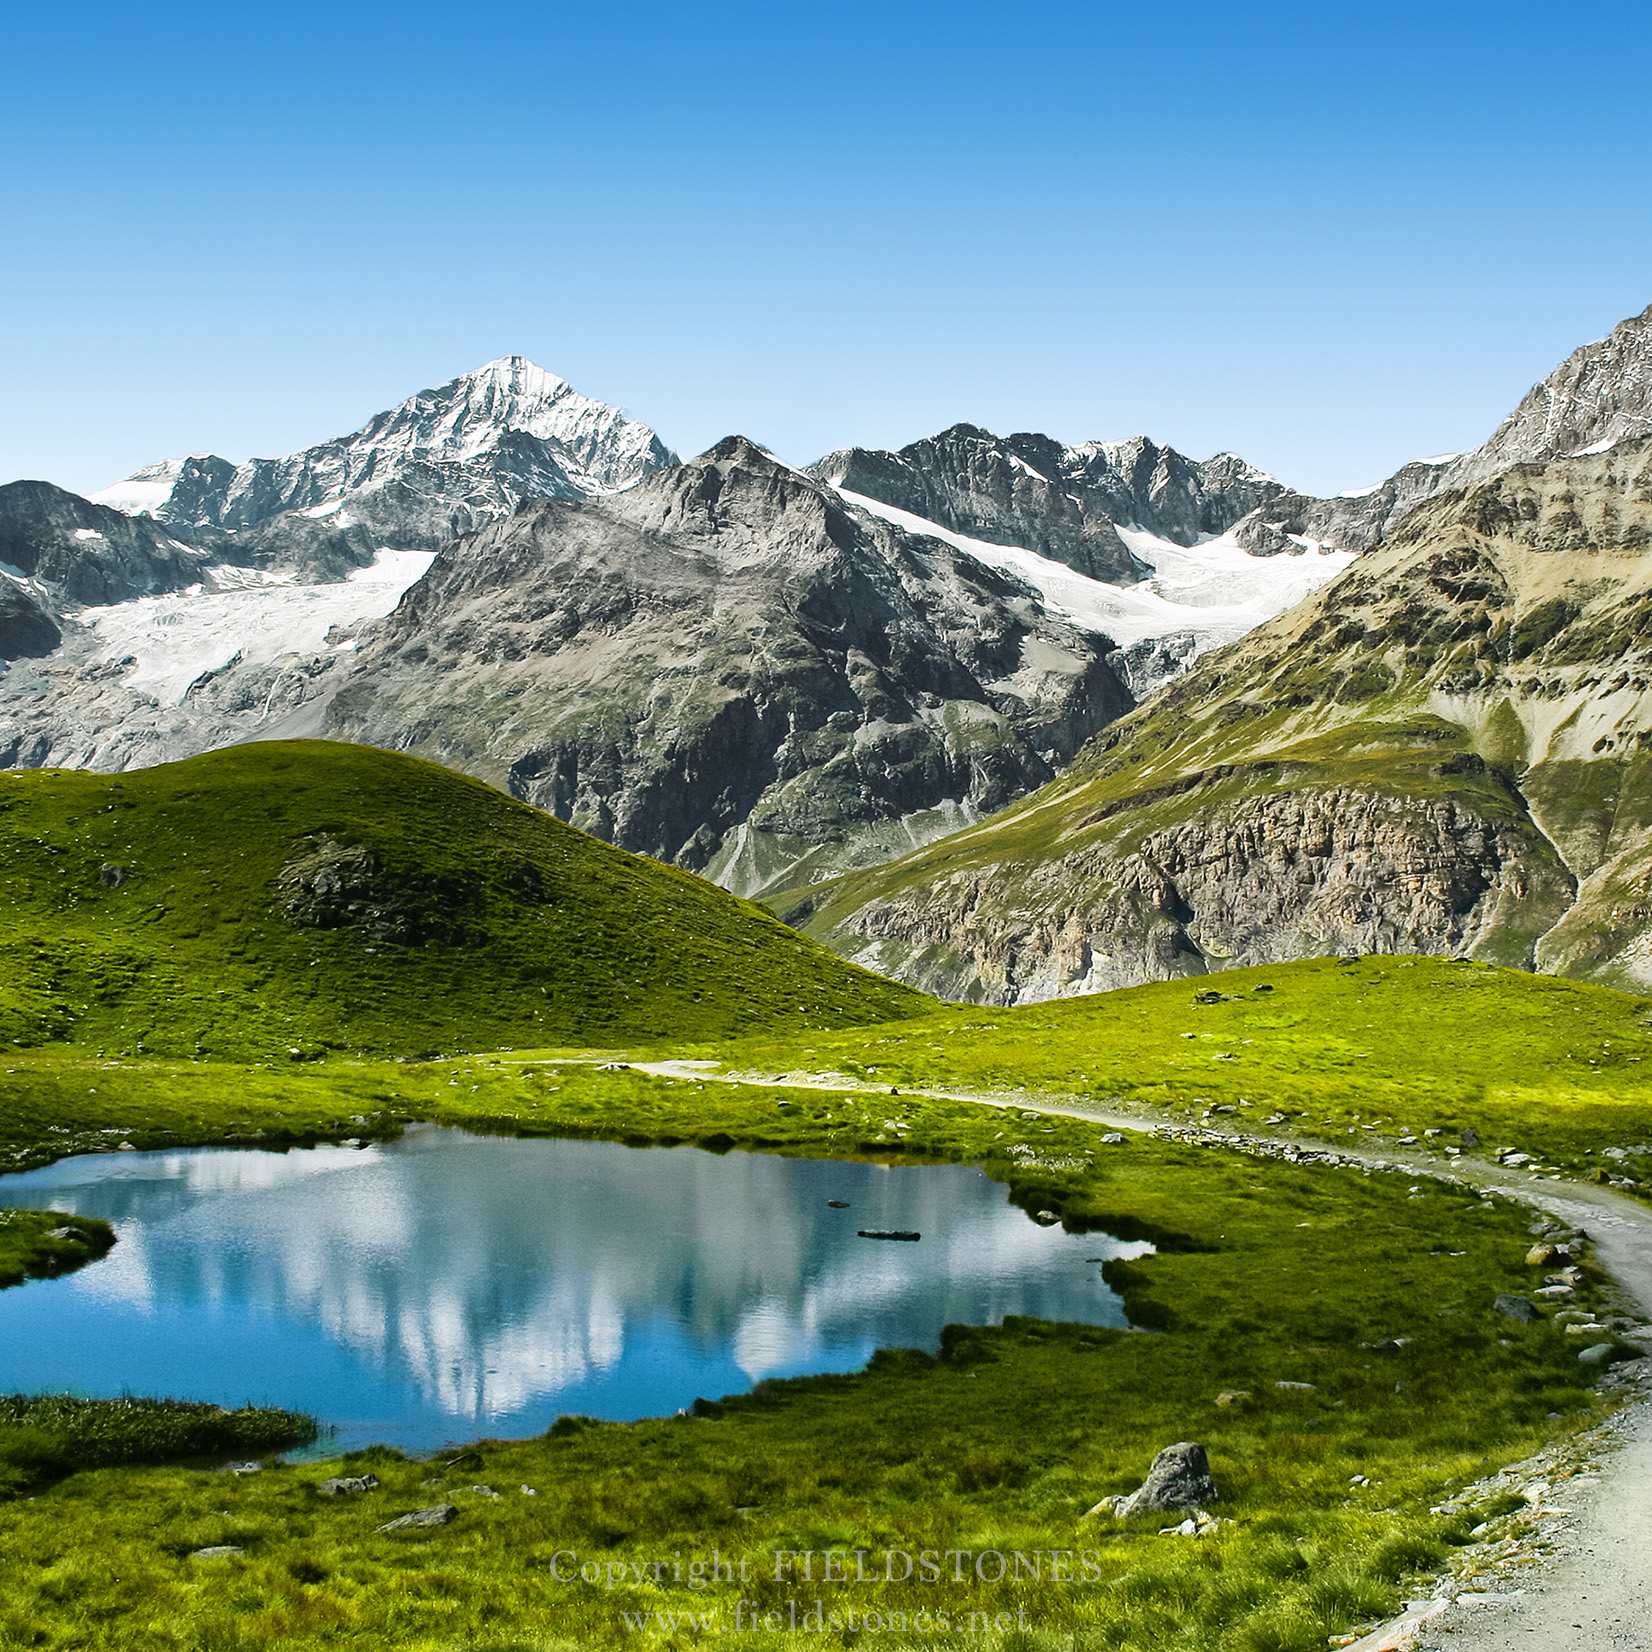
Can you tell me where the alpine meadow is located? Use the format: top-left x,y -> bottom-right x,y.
7,32 -> 1652,1645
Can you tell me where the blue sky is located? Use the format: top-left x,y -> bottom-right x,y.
4,0 -> 1651,498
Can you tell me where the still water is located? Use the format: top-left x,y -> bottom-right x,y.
0,1128 -> 1151,1453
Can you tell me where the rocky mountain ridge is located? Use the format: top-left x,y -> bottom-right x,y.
1224,302 -> 1652,557
306,438 -> 1136,892
810,425 -> 1288,581
86,358 -> 677,580
783,432 -> 1652,997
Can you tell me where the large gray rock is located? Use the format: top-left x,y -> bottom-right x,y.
376,1503 -> 457,1532
1112,1441 -> 1218,1516
1494,1294 -> 1542,1322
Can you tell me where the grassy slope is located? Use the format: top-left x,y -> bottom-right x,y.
0,740 -> 926,1060
0,1208 -> 113,1287
6,957 -> 1650,1184
3,776 -> 1651,1644
722,955 -> 1652,1184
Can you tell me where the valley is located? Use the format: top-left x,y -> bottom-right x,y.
4,307 -> 1652,1651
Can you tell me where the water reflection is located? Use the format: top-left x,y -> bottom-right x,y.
0,1128 -> 1151,1452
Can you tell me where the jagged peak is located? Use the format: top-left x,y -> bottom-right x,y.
426,355 -> 574,404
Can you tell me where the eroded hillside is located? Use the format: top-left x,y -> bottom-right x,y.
783,437 -> 1652,999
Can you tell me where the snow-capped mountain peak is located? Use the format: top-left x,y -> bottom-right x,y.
88,358 -> 677,532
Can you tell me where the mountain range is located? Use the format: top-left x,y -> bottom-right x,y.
786,307 -> 1652,997
0,352 -> 1352,892
6,304 -> 1652,977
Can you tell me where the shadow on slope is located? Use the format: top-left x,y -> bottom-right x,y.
0,740 -> 929,1059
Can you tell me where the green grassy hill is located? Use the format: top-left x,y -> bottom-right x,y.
0,741 -> 928,1059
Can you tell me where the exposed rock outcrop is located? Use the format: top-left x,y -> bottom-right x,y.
319,439 -> 1135,892
811,425 -> 1286,579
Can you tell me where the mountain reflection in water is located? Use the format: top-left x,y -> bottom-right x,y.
0,1128 -> 1152,1453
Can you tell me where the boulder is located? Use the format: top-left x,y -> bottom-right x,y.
376,1503 -> 458,1532
1579,1342 -> 1644,1367
1493,1294 -> 1541,1322
318,1473 -> 380,1496
1108,1441 -> 1218,1517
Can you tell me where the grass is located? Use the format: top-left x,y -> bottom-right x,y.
6,956 -> 1648,1184
0,1396 -> 315,1501
0,1047 -> 1638,1647
0,740 -> 927,1062
0,1207 -> 114,1287
719,955 -> 1652,1191
2,750 -> 1650,1645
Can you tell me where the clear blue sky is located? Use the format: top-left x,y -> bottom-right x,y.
4,0 -> 1651,499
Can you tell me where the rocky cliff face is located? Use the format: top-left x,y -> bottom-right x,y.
1226,302 -> 1652,556
810,425 -> 1285,580
313,439 -> 1134,893
790,434 -> 1652,997
0,481 -> 212,608
815,774 -> 1573,1003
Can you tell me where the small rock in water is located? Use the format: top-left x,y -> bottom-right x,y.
1030,1210 -> 1062,1226
377,1504 -> 458,1532
826,1199 -> 850,1209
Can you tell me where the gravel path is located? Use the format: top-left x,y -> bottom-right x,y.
634,1060 -> 1652,1650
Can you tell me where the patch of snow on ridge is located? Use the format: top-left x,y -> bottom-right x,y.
77,550 -> 436,706
833,489 -> 1354,675
86,477 -> 175,516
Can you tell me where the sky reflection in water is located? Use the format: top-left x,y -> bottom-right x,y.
0,1128 -> 1151,1453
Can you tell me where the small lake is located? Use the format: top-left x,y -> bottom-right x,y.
0,1128 -> 1150,1454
